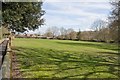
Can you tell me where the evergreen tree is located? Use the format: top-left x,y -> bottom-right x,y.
2,1 -> 45,32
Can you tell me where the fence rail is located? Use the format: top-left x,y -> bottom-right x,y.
0,39 -> 9,79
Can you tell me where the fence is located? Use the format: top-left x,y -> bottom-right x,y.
0,39 -> 11,79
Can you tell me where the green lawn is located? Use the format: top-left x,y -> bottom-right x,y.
13,38 -> 119,79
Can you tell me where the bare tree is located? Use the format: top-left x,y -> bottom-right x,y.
44,26 -> 60,38
109,0 -> 120,43
91,19 -> 106,31
51,26 -> 59,38
44,27 -> 53,37
65,28 -> 77,40
91,19 -> 107,41
59,27 -> 66,39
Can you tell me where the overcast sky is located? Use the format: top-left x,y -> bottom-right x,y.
27,0 -> 112,34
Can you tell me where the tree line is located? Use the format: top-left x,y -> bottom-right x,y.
42,18 -> 118,43
1,0 -> 120,43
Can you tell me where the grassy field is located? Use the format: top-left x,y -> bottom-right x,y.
12,38 -> 119,79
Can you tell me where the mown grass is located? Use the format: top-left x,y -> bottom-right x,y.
13,38 -> 119,79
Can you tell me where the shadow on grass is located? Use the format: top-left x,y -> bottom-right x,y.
98,51 -> 119,55
13,47 -> 120,79
56,41 -> 119,51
